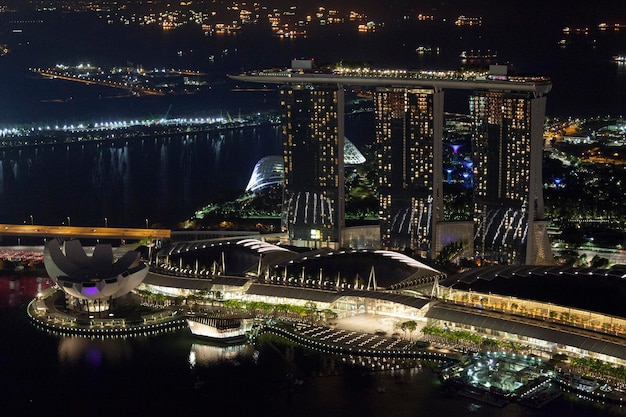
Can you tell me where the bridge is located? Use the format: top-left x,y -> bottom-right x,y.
0,224 -> 171,240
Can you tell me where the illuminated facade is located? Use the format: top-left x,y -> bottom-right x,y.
230,64 -> 552,263
245,155 -> 284,193
245,139 -> 364,194
280,84 -> 345,246
375,87 -> 443,255
470,91 -> 551,264
146,240 -> 626,366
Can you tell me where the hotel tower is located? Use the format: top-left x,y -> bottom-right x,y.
470,91 -> 551,264
230,62 -> 553,264
279,83 -> 345,247
374,87 -> 443,257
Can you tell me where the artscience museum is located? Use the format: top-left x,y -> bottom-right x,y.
43,239 -> 148,312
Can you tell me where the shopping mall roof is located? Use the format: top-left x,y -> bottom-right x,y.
439,265 -> 626,318
144,272 -> 250,290
245,284 -> 432,310
273,248 -> 443,289
340,289 -> 432,310
246,283 -> 340,303
157,238 -> 443,289
157,238 -> 298,275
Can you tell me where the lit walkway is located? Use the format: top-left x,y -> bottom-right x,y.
262,320 -> 457,361
294,323 -> 415,351
27,288 -> 187,336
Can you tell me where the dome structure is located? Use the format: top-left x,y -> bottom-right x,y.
246,138 -> 365,193
44,239 -> 148,300
343,137 -> 366,165
245,155 -> 284,193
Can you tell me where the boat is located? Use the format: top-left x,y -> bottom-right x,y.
187,312 -> 254,343
460,50 -> 497,60
613,55 -> 626,62
416,46 -> 432,54
455,384 -> 510,407
555,373 -> 600,393
555,372 -> 626,404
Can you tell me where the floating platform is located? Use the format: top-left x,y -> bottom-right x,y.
187,312 -> 253,343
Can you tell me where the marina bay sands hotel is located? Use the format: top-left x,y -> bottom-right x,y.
230,60 -> 553,265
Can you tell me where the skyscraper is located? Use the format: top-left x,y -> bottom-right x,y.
375,87 -> 443,256
470,91 -> 551,264
280,84 -> 345,247
230,64 -> 552,264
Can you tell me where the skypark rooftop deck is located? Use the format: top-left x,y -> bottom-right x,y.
229,67 -> 552,96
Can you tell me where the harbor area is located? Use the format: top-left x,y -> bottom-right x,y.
439,351 -> 562,408
26,288 -> 626,409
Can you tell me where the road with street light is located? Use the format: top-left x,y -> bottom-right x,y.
0,224 -> 170,240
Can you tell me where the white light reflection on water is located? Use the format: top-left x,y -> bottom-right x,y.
188,342 -> 246,368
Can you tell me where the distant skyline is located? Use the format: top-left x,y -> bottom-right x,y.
0,0 -> 624,126
1,0 -> 623,23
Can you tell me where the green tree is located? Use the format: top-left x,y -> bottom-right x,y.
400,320 -> 418,341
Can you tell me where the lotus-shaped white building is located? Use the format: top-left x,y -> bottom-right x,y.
44,239 -> 148,301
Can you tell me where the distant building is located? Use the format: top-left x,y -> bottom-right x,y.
245,155 -> 284,193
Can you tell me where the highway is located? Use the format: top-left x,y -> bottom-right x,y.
0,224 -> 170,240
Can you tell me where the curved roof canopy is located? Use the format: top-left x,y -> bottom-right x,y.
273,248 -> 443,289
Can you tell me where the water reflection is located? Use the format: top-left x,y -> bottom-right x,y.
188,342 -> 247,368
58,336 -> 132,366
0,274 -> 52,307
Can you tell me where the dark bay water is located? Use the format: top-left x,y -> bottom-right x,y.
0,113 -> 375,230
0,12 -> 625,126
0,124 -> 282,228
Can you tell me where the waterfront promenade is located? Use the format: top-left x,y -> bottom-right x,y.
25,286 -> 626,409
262,321 -> 456,361
27,287 -> 456,361
28,288 -> 188,336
